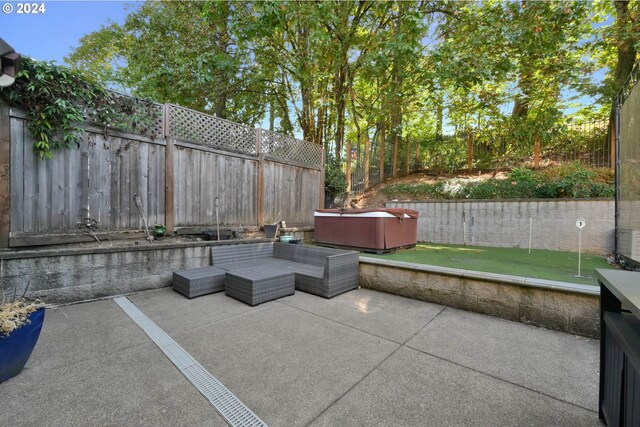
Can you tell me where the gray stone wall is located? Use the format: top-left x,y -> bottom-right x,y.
359,258 -> 600,338
387,199 -> 614,254
0,240 -> 266,304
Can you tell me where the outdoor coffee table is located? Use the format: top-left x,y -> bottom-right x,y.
224,265 -> 295,306
173,266 -> 226,299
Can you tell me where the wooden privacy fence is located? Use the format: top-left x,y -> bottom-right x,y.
0,103 -> 324,247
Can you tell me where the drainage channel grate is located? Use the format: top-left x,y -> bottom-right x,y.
114,297 -> 268,427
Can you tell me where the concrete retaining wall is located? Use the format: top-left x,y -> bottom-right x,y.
387,199 -> 614,254
0,228 -> 311,305
0,240 -> 268,304
359,257 -> 600,338
1,238 -> 601,338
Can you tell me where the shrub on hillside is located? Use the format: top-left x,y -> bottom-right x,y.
537,162 -> 614,184
325,156 -> 348,199
507,167 -> 538,183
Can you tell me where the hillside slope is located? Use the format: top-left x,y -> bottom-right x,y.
349,165 -> 614,208
350,171 -> 506,207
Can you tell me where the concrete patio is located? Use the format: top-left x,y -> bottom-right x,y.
1,287 -> 602,426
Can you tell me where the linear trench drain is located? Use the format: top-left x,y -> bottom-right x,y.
114,297 -> 268,427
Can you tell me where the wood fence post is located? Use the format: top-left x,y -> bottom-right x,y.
379,122 -> 385,183
467,131 -> 474,173
163,104 -> 175,234
319,150 -> 326,209
533,133 -> 540,170
392,134 -> 398,178
0,104 -> 11,248
363,133 -> 370,190
345,138 -> 352,193
405,138 -> 410,176
80,152 -> 90,220
256,129 -> 264,226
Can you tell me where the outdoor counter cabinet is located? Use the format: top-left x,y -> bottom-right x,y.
596,269 -> 640,426
313,208 -> 418,253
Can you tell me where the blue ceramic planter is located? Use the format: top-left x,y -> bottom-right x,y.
279,235 -> 295,243
0,306 -> 45,383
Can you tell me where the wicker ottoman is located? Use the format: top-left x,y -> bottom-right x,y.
224,266 -> 295,306
173,266 -> 226,299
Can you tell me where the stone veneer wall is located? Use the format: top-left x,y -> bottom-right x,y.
1,238 -> 601,339
0,239 -> 270,304
386,199 -> 614,254
359,257 -> 600,338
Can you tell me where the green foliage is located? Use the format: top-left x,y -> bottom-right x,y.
507,167 -> 538,183
588,0 -> 640,103
382,164 -> 614,200
537,161 -> 614,184
67,1 -> 267,125
428,0 -> 598,166
325,155 -> 348,198
63,0 -> 629,178
0,57 -> 97,158
0,57 -> 157,159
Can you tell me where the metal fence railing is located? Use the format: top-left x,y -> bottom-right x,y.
348,119 -> 611,195
544,120 -> 610,168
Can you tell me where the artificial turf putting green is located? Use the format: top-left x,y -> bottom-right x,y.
365,243 -> 617,286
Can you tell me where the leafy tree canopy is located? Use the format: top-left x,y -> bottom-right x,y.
50,0 -> 637,177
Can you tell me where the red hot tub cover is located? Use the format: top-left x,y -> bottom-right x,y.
314,208 -> 418,251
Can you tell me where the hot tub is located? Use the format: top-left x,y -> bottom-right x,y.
314,208 -> 418,253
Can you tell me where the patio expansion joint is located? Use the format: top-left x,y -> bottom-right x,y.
275,299 -> 405,345
304,305 -> 447,425
402,306 -> 447,345
402,342 -> 598,415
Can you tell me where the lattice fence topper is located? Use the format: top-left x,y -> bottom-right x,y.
168,104 -> 257,155
90,90 -> 165,138
261,129 -> 323,166
149,102 -> 165,137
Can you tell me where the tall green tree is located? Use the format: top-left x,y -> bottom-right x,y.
430,0 -> 594,160
66,1 -> 266,124
589,0 -> 640,102
241,1 -> 332,142
64,0 -> 629,190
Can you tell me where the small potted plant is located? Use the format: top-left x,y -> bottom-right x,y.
153,224 -> 167,240
232,225 -> 245,239
0,282 -> 45,383
263,210 -> 283,239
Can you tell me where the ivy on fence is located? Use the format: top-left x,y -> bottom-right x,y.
0,58 -> 160,159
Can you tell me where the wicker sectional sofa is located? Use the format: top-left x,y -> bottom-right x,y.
210,242 -> 360,299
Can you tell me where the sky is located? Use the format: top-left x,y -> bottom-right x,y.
1,1 -> 135,64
